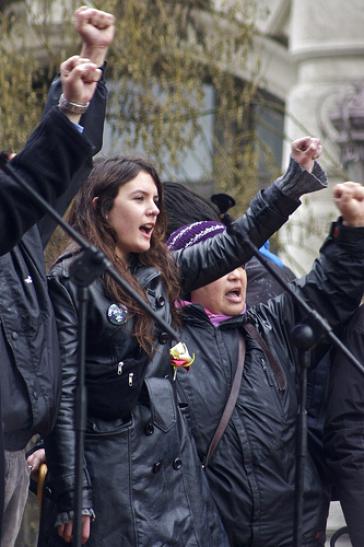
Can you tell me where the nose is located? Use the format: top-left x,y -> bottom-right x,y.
227,267 -> 245,279
148,201 -> 160,217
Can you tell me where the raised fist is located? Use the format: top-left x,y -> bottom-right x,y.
61,55 -> 101,104
75,6 -> 115,66
291,137 -> 322,173
75,6 -> 115,48
333,181 -> 364,227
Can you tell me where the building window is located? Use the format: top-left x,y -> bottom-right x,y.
102,79 -> 284,196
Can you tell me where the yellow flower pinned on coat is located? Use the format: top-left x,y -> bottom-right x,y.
170,342 -> 195,380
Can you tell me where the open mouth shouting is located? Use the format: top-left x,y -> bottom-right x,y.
140,223 -> 155,238
225,285 -> 243,304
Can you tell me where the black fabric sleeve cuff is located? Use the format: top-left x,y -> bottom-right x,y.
276,157 -> 328,201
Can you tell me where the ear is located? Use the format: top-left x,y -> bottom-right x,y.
92,196 -> 109,220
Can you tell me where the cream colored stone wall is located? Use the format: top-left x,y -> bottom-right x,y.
259,0 -> 364,272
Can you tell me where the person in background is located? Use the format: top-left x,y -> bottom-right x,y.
0,7 -> 114,547
324,304 -> 364,547
168,179 -> 364,547
163,180 -> 222,235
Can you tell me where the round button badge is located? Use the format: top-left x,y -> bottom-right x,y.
107,303 -> 128,326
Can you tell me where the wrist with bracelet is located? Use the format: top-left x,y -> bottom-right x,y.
58,93 -> 89,115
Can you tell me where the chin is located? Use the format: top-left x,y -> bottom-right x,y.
225,305 -> 244,316
129,240 -> 151,254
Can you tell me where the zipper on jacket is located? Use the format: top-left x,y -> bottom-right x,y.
129,372 -> 134,386
117,361 -> 124,375
244,322 -> 287,392
260,357 -> 274,386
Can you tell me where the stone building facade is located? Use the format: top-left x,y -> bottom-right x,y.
252,0 -> 364,272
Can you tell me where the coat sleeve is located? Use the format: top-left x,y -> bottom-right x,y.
255,221 -> 364,374
324,305 -> 364,547
45,269 -> 93,513
0,108 -> 92,256
291,222 -> 364,332
174,179 -> 300,295
37,70 -> 108,247
174,158 -> 328,295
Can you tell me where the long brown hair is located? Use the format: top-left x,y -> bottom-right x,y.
66,156 -> 180,354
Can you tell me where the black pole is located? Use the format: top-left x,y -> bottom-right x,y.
292,324 -> 316,547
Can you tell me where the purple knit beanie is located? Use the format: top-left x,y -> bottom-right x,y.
167,220 -> 226,251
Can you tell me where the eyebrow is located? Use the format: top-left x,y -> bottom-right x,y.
129,189 -> 159,198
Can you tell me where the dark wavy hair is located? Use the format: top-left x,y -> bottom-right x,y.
163,181 -> 221,236
66,156 -> 180,354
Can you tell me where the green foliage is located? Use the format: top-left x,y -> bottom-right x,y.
0,0 -> 261,212
104,0 -> 259,208
0,1 -> 78,150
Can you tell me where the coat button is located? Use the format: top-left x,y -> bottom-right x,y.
144,422 -> 154,436
156,296 -> 165,308
152,462 -> 162,473
11,332 -> 18,340
158,332 -> 169,344
172,457 -> 182,470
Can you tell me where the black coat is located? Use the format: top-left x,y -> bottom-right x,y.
176,220 -> 364,547
0,77 -> 107,451
44,183 -> 301,546
324,304 -> 364,547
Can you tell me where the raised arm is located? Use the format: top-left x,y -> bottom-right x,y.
176,137 -> 327,294
45,6 -> 115,114
0,57 -> 102,255
320,184 -> 364,547
76,6 -> 115,67
39,7 -> 115,245
324,305 -> 364,547
257,181 -> 364,370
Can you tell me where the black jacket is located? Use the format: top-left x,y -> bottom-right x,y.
44,183 -> 301,546
324,304 -> 364,547
0,78 -> 106,451
176,221 -> 364,547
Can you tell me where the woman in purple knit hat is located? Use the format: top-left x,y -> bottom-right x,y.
167,182 -> 364,546
43,137 -> 326,546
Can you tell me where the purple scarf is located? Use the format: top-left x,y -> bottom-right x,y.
176,299 -> 246,327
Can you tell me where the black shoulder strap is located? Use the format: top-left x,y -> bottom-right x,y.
203,335 -> 246,468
